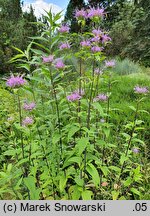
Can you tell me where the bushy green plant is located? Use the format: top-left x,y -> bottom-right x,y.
113,58 -> 142,75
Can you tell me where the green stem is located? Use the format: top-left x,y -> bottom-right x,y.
49,67 -> 62,156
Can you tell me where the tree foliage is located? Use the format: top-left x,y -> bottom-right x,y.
0,0 -> 38,75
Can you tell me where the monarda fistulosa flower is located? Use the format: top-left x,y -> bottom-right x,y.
87,7 -> 104,19
22,116 -> 34,127
134,86 -> 149,94
67,91 -> 82,102
23,102 -> 36,111
91,46 -> 103,53
54,59 -> 65,69
59,42 -> 71,50
75,9 -> 87,20
94,68 -> 103,75
42,55 -> 54,63
80,40 -> 91,47
6,75 -> 26,88
93,93 -> 108,102
132,148 -> 140,154
58,25 -> 70,33
105,60 -> 116,68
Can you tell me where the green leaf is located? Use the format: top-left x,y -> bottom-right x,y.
4,150 -> 18,156
59,174 -> 67,193
100,166 -> 109,177
124,177 -> 132,187
82,190 -> 93,200
109,166 -> 121,173
24,176 -> 41,200
76,137 -> 89,155
103,127 -> 110,138
130,188 -> 141,196
86,163 -> 100,187
129,105 -> 136,111
75,178 -> 84,187
112,191 -> 119,200
92,103 -> 104,115
68,125 -> 80,140
120,154 -> 128,165
63,157 -> 82,169
71,185 -> 81,200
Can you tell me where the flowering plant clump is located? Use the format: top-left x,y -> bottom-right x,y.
1,9 -> 149,201
6,75 -> 26,88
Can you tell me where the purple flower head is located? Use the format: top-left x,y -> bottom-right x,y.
58,25 -> 70,33
101,34 -> 111,44
91,36 -> 100,43
6,75 -> 26,88
93,93 -> 108,102
134,86 -> 149,94
92,29 -> 103,36
59,42 -> 71,50
55,59 -> 65,69
23,102 -> 36,111
22,117 -> 34,127
94,68 -> 103,75
87,7 -> 104,19
132,148 -> 139,154
75,9 -> 87,19
91,46 -> 103,53
80,40 -> 91,47
42,55 -> 54,63
105,60 -> 115,68
67,92 -> 81,102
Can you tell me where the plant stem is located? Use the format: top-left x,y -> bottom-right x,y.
49,68 -> 62,156
78,58 -> 82,137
